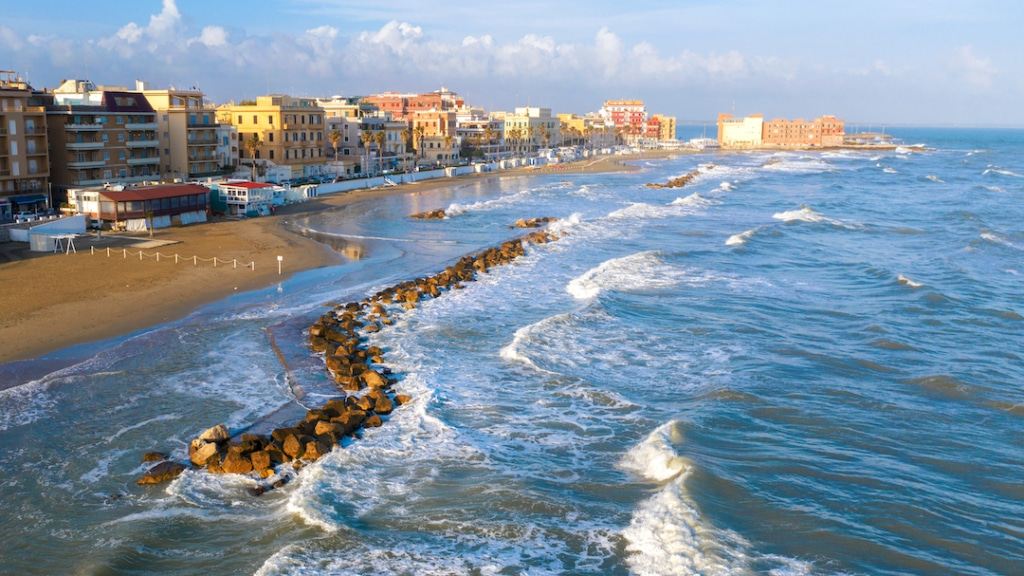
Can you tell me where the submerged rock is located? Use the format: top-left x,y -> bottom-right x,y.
136,461 -> 186,485
410,208 -> 447,220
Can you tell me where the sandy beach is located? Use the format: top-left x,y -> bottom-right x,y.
0,151 -> 675,363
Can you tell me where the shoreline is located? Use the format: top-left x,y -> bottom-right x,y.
0,151 -> 670,365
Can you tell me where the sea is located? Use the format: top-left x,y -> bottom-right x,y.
0,128 -> 1022,575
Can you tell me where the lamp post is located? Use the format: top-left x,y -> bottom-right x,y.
277,255 -> 283,275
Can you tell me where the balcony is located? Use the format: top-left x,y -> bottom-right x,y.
27,148 -> 47,156
125,122 -> 158,130
187,139 -> 217,146
25,127 -> 46,135
67,141 -> 105,150
127,157 -> 160,166
66,123 -> 104,131
68,159 -> 107,168
126,139 -> 159,148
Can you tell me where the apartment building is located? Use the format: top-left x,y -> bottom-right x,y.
362,87 -> 463,121
44,79 -> 160,191
501,107 -> 560,154
410,109 -> 458,165
600,99 -> 648,133
762,115 -> 845,148
647,114 -> 678,142
717,113 -> 764,148
140,83 -> 219,179
217,95 -> 326,180
0,71 -> 50,220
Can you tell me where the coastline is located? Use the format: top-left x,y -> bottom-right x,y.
0,151 -> 669,364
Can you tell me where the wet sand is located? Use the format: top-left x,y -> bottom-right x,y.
0,151 -> 676,363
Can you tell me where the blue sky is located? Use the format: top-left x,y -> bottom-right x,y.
2,0 -> 1023,126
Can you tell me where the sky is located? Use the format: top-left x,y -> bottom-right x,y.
2,0 -> 1023,127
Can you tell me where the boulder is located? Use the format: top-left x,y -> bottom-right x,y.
361,369 -> 388,388
331,410 -> 366,434
190,441 -> 221,467
250,450 -> 272,473
395,394 -> 413,406
142,451 -> 168,463
373,395 -> 394,415
364,414 -> 383,428
197,424 -> 230,443
221,450 -> 254,474
314,420 -> 342,437
301,440 -> 331,461
282,434 -> 304,459
136,461 -> 186,485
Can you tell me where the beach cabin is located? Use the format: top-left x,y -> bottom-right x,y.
69,184 -> 210,230
210,181 -> 274,217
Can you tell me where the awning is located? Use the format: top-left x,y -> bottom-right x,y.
11,194 -> 47,204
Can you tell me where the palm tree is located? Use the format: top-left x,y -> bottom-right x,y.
538,124 -> 550,149
483,126 -> 496,159
328,129 -> 341,163
244,133 -> 260,180
374,131 -> 387,174
414,125 -> 426,165
400,128 -> 411,170
443,134 -> 453,164
359,130 -> 373,176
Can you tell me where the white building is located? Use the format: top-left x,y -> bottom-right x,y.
717,113 -> 764,148
499,107 -> 560,155
213,181 -> 275,217
215,124 -> 239,170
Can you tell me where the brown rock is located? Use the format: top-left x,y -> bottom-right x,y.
197,424 -> 230,443
364,414 -> 383,428
361,369 -> 388,388
355,396 -> 374,411
301,440 -> 331,461
142,451 -> 168,463
314,420 -> 342,437
282,434 -> 303,459
190,441 -> 221,467
395,394 -> 413,406
250,450 -> 272,472
221,450 -> 254,474
373,395 -> 394,415
136,461 -> 186,485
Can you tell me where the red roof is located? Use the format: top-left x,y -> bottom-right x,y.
100,184 -> 209,201
220,181 -> 273,190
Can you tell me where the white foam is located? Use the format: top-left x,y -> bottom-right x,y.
982,167 -> 1023,178
980,231 -> 1022,250
897,274 -> 923,289
726,228 -> 757,246
566,251 -> 685,300
670,192 -> 712,208
882,166 -> 898,174
717,181 -> 734,192
499,315 -> 565,375
761,157 -> 831,174
771,207 -> 826,224
895,146 -> 913,154
620,421 -> 749,576
547,212 -> 582,235
925,175 -> 945,183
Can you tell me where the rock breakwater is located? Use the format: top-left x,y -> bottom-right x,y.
137,227 -> 561,493
645,166 -> 706,189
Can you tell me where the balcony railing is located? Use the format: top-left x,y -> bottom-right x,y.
126,139 -> 159,148
66,123 -> 103,131
125,122 -> 158,130
67,141 -> 105,150
127,157 -> 160,165
68,159 -> 107,168
187,139 -> 218,146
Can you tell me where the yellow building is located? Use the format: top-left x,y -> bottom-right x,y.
717,113 -> 764,148
217,95 -> 326,179
651,114 -> 677,142
140,84 -> 219,179
0,71 -> 50,219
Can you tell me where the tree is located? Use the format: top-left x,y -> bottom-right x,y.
443,134 -> 453,163
414,125 -> 426,165
360,130 -> 373,176
400,127 -> 411,170
483,126 -> 496,158
374,131 -> 387,174
328,129 -> 341,163
538,124 -> 550,149
244,133 -> 260,181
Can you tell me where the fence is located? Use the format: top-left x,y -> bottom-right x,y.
90,245 -> 256,270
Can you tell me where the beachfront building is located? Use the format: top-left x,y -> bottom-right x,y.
317,96 -> 376,120
0,71 -> 50,220
761,115 -> 845,148
209,181 -> 275,217
456,107 -> 505,160
717,113 -> 764,148
215,124 -> 239,171
324,115 -> 364,176
44,79 -> 161,191
216,95 -> 326,181
67,183 -> 209,230
600,99 -> 648,137
362,87 -> 463,121
500,107 -> 560,155
139,83 -> 220,180
648,114 -> 678,142
361,114 -> 411,173
411,109 -> 458,166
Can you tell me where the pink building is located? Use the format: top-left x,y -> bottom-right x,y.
762,115 -> 845,148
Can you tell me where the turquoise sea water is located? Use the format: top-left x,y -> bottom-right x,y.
0,128 -> 1022,575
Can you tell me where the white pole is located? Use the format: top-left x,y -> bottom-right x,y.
277,255 -> 283,275
123,248 -> 127,259
106,247 -> 110,257
233,259 -> 237,269
175,253 -> 179,264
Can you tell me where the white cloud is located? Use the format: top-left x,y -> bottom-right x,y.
950,44 -> 996,90
0,25 -> 23,50
190,25 -> 228,48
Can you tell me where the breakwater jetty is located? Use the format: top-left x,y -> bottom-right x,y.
136,227 -> 561,493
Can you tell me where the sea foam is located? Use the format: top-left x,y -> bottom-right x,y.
566,251 -> 684,300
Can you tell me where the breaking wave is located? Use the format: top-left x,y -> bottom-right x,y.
566,251 -> 685,300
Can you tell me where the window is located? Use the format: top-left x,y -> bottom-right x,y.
268,133 -> 274,143
119,151 -> 125,161
253,115 -> 258,124
269,150 -> 274,160
203,114 -> 209,124
163,114 -> 169,122
163,131 -> 169,140
116,116 -> 124,125
103,150 -> 110,161
268,115 -> 273,124
117,133 -> 125,142
237,115 -> 242,124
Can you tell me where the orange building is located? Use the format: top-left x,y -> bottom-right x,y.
362,87 -> 463,121
762,115 -> 845,148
